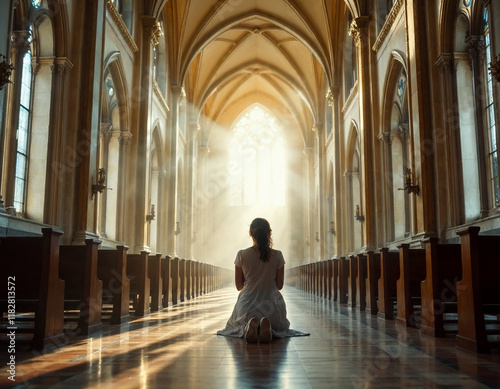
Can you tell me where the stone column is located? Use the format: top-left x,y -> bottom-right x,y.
327,86 -> 342,257
303,146 -> 314,261
43,57 -> 73,226
404,0 -> 436,236
349,16 -> 376,250
378,131 -> 393,242
98,122 -> 112,237
2,30 -> 30,208
186,119 -> 199,259
435,53 -> 464,226
72,0 -> 107,243
197,145 -> 210,260
117,130 -> 132,242
315,122 -> 327,260
166,85 -> 183,256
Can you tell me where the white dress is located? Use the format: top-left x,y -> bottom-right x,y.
217,247 -> 309,338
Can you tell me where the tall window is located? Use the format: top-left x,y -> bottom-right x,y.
484,8 -> 499,205
229,106 -> 286,207
14,49 -> 33,213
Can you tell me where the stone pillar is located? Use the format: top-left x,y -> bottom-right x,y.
166,85 -> 182,256
303,146 -> 314,261
117,130 -> 132,242
435,53 -> 464,226
327,86 -> 342,257
349,16 -> 376,250
43,57 -> 73,226
315,122 -> 327,260
186,119 -> 199,260
98,122 -> 112,237
378,131 -> 394,242
404,0 -> 436,236
198,145 -> 210,260
72,0 -> 107,243
2,30 -> 30,208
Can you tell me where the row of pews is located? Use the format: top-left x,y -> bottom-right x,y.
287,226 -> 500,353
0,228 -> 232,350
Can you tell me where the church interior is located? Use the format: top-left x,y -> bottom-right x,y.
1,0 -> 500,387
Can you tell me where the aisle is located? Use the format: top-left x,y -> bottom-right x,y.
2,286 -> 500,388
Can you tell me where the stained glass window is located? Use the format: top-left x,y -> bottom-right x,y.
484,7 -> 499,205
32,0 -> 41,8
229,106 -> 286,207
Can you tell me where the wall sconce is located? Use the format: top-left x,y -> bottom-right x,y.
315,232 -> 320,242
329,221 -> 335,235
0,54 -> 14,91
490,55 -> 500,83
355,204 -> 364,222
146,204 -> 155,222
91,168 -> 111,199
174,221 -> 181,235
399,167 -> 419,195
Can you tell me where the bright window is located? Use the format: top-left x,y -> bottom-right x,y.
229,106 -> 286,207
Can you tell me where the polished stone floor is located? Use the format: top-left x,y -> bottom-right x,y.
1,286 -> 500,388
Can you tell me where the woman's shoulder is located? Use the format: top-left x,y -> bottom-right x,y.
270,248 -> 283,258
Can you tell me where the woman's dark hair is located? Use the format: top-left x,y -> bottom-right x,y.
250,218 -> 273,262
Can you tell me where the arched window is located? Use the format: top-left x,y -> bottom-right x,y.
484,7 -> 499,205
229,106 -> 286,207
14,47 -> 33,213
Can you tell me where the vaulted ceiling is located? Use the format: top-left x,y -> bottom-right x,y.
159,0 -> 348,147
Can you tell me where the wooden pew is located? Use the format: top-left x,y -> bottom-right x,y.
127,251 -> 150,316
356,253 -> 367,311
456,227 -> 500,353
338,257 -> 349,305
162,255 -> 172,307
396,244 -> 426,327
332,258 -> 339,302
365,251 -> 381,315
0,228 -> 65,350
348,255 -> 358,308
59,239 -> 102,335
326,260 -> 333,300
377,248 -> 399,320
171,257 -> 180,305
148,253 -> 163,312
186,260 -> 192,300
420,237 -> 461,337
98,245 -> 130,324
179,259 -> 186,302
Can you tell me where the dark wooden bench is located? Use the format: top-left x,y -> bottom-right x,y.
356,253 -> 367,311
420,237 -> 461,337
186,260 -> 192,300
171,257 -> 180,305
348,255 -> 357,308
148,253 -> 163,312
332,258 -> 339,302
98,245 -> 130,324
0,228 -> 65,350
127,251 -> 150,316
396,244 -> 426,327
339,257 -> 349,305
365,251 -> 381,315
162,255 -> 172,307
179,259 -> 186,302
59,239 -> 102,335
377,248 -> 399,320
456,226 -> 500,353
326,259 -> 333,300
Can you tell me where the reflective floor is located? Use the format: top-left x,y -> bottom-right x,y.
1,286 -> 500,388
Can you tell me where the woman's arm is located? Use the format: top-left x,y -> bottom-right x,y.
235,265 -> 245,291
276,265 -> 284,290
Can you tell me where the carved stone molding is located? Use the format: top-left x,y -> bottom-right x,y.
100,122 -> 113,142
372,0 -> 404,52
342,80 -> 358,113
118,130 -> 133,145
466,34 -> 486,64
454,52 -> 472,71
107,0 -> 139,53
435,53 -> 456,74
349,16 -> 370,47
377,131 -> 393,145
326,86 -> 340,106
11,30 -> 31,53
50,57 -> 74,76
142,16 -> 163,47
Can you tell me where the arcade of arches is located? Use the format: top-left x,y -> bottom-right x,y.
1,0 -> 500,387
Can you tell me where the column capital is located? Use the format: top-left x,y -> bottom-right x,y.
466,34 -> 486,64
50,57 -> 74,77
142,16 -> 163,46
377,131 -> 393,145
348,16 -> 370,47
434,52 -> 456,73
118,130 -> 133,145
326,86 -> 340,106
10,30 -> 31,54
